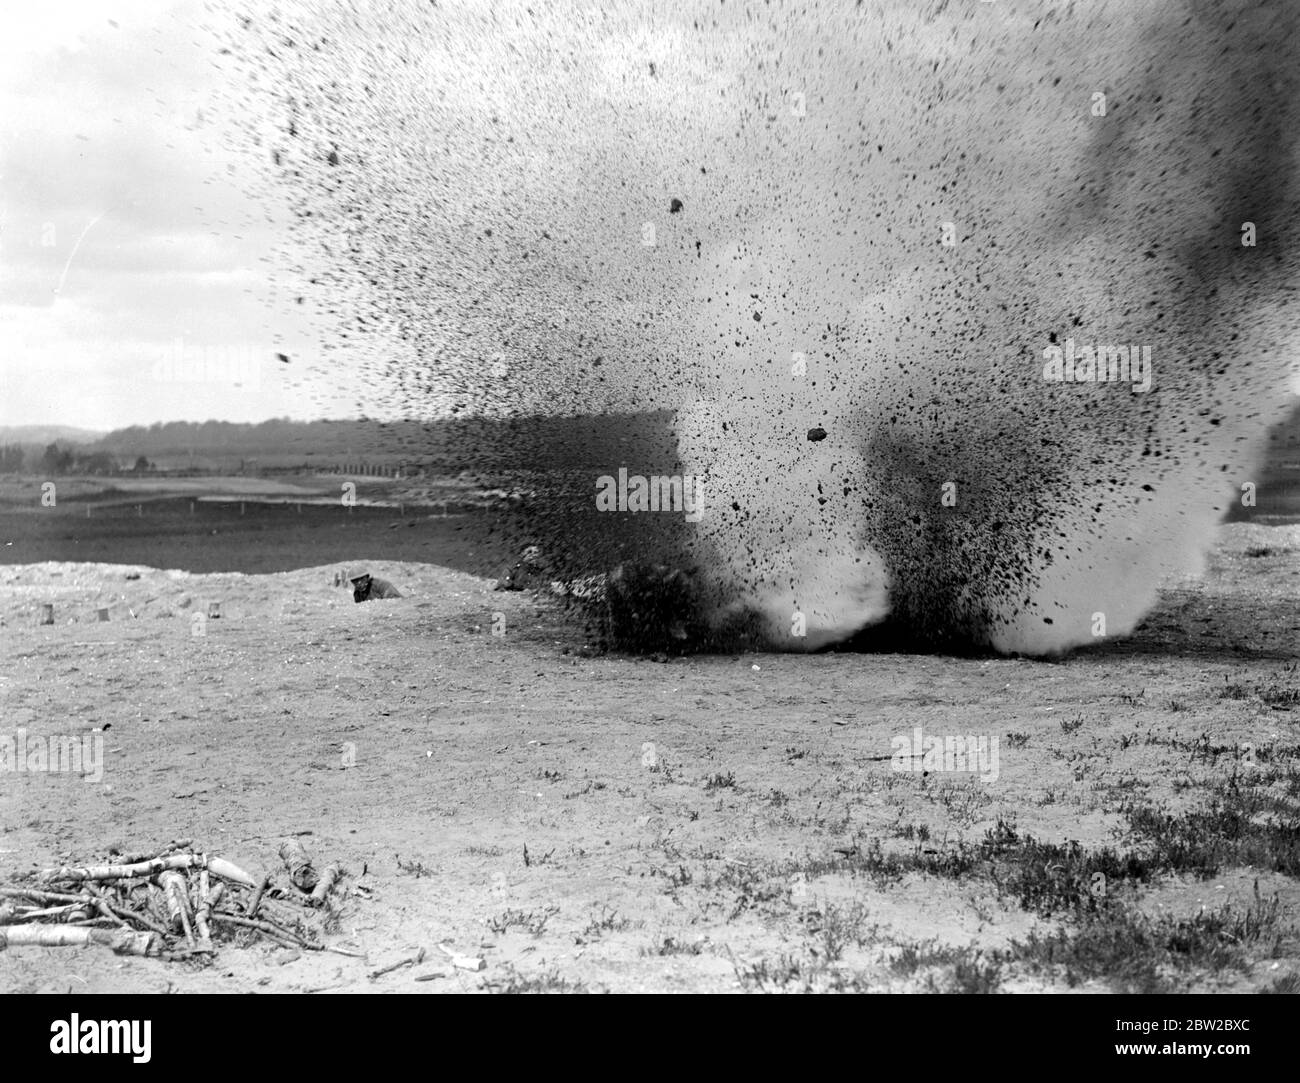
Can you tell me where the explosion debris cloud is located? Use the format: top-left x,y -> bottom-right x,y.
214,0 -> 1299,655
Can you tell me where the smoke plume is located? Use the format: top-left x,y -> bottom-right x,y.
214,0 -> 1299,654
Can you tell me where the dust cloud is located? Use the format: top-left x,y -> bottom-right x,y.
213,0 -> 1299,654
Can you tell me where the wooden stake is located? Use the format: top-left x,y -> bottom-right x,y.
309,864 -> 342,907
278,838 -> 318,892
41,853 -> 203,882
247,874 -> 270,919
0,887 -> 95,905
193,868 -> 214,953
158,871 -> 195,949
114,838 -> 195,864
210,911 -> 304,948
0,924 -> 159,955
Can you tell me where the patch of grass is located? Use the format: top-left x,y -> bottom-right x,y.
981,821 -> 1147,917
765,789 -> 790,806
731,952 -> 877,993
1004,732 -> 1031,749
1168,699 -> 1189,713
645,936 -> 705,956
889,940 -> 1002,992
522,844 -> 555,867
653,833 -> 684,862
782,821 -> 1144,917
648,758 -> 677,783
1139,732 -> 1246,765
893,822 -> 932,842
1007,914 -> 1165,993
1060,713 -> 1085,734
579,906 -> 630,939
782,835 -> 981,891
801,901 -> 875,962
1006,884 -> 1283,993
704,771 -> 737,792
1122,780 -> 1300,877
563,780 -> 606,799
1244,547 -> 1274,558
1219,681 -> 1251,701
483,965 -> 588,994
927,954 -> 1003,994
785,747 -> 808,762
665,864 -> 692,888
890,939 -> 972,976
395,854 -> 431,878
733,953 -> 808,991
1259,972 -> 1300,994
487,906 -> 559,936
1259,684 -> 1299,709
935,779 -> 994,826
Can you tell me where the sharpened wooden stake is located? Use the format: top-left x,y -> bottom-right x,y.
0,925 -> 160,955
247,874 -> 270,919
309,864 -> 342,907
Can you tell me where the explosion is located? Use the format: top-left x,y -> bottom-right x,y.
213,0 -> 1299,654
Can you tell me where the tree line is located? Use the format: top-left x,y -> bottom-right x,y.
0,443 -> 151,476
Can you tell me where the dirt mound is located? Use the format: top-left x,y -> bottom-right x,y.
0,560 -> 491,628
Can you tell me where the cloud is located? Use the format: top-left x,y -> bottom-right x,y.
0,0 -> 336,428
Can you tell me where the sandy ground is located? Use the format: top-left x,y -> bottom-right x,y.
0,524 -> 1296,993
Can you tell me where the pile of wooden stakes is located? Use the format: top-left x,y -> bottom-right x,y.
0,838 -> 352,961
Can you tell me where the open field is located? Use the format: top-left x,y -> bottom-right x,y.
0,475 -> 676,579
0,497 -> 507,579
0,522 -> 1297,993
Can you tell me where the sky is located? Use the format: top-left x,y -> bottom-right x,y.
2,3 -> 1295,436
0,0 -> 351,432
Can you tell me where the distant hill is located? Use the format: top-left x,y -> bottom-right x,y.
9,398 -> 1300,473
82,398 -> 1300,462
0,425 -> 107,445
80,415 -> 683,473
